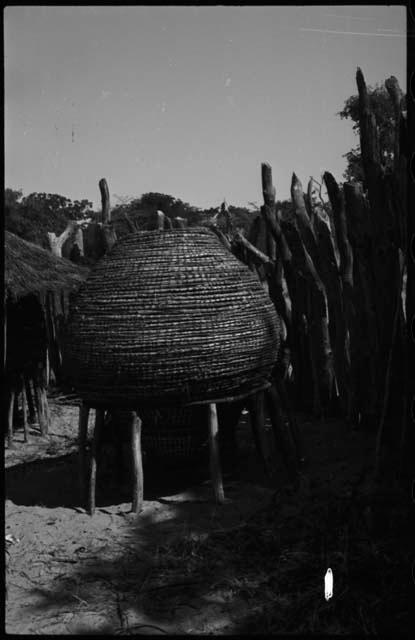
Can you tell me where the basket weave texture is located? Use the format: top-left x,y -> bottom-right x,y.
63,227 -> 281,406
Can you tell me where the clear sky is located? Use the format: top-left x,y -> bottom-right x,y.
5,5 -> 406,210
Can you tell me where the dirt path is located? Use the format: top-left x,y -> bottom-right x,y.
5,400 -> 375,634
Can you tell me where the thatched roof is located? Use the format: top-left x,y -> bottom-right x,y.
5,231 -> 88,301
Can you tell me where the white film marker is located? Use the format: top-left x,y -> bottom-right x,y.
324,568 -> 333,601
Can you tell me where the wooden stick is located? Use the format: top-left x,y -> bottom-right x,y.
89,408 -> 105,515
78,403 -> 90,505
24,376 -> 37,424
21,377 -> 28,443
99,178 -> 111,223
283,222 -> 333,402
42,386 -> 50,435
261,162 -> 276,206
157,210 -> 171,230
33,380 -> 43,433
131,412 -> 144,514
312,211 -> 350,415
291,173 -> 319,268
47,221 -> 78,257
306,178 -> 316,226
323,172 -> 353,289
234,231 -> 274,265
7,389 -> 15,449
208,403 -> 225,504
4,297 -> 7,370
35,364 -> 50,436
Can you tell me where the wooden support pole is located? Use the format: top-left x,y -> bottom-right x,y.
41,387 -> 50,435
131,412 -> 144,514
35,364 -> 50,436
4,298 -> 7,371
21,377 -> 28,443
24,376 -> 37,424
208,403 -> 225,504
7,389 -> 15,449
33,381 -> 43,433
89,408 -> 105,515
78,403 -> 90,505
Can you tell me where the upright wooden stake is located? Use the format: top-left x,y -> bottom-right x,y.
7,389 -> 15,449
35,366 -> 50,436
21,377 -> 28,443
24,376 -> 37,424
208,403 -> 225,504
89,408 -> 105,515
78,402 -> 90,504
4,297 -> 7,370
99,178 -> 111,223
131,412 -> 144,514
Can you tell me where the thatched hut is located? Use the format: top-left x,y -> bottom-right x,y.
4,231 -> 87,445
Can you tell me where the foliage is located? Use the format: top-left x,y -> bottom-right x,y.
5,186 -> 261,250
338,83 -> 406,182
110,192 -> 259,238
110,192 -> 202,237
5,189 -> 94,249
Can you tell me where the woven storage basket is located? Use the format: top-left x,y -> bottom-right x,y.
63,227 -> 281,407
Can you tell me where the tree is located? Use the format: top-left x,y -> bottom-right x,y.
5,188 -> 23,209
5,190 -> 94,248
338,82 -> 406,183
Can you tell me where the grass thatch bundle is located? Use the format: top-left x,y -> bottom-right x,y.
63,227 -> 281,407
5,231 -> 87,302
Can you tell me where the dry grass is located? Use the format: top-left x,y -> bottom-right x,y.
5,231 -> 87,301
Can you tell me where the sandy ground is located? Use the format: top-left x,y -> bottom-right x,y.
5,399 -> 375,635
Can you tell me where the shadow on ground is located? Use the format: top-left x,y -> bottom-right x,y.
6,414 -> 409,635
